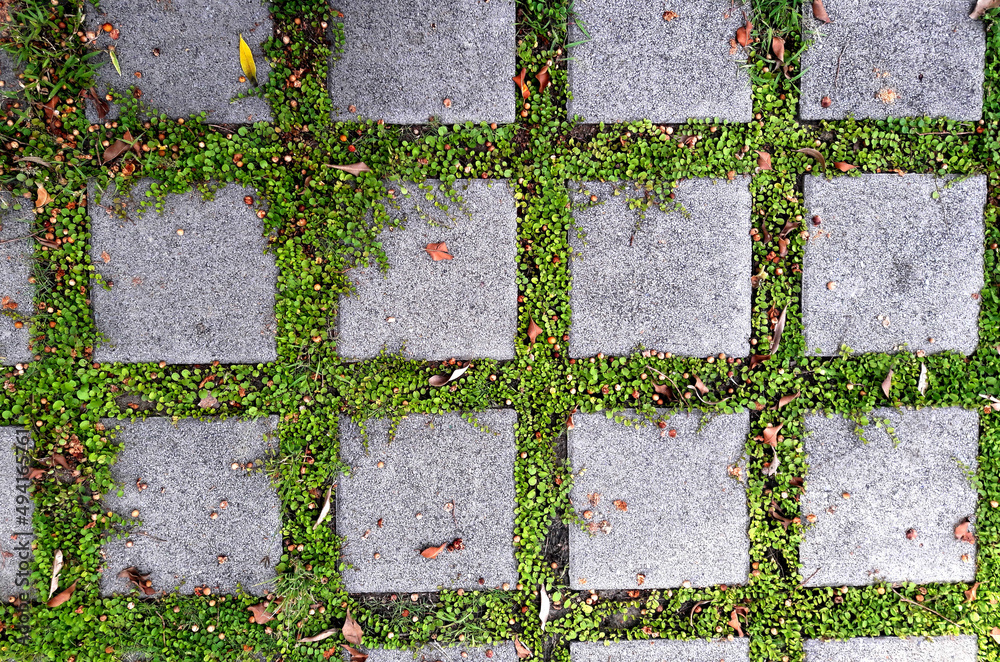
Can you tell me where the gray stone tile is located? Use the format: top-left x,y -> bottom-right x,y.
337,411 -> 517,593
571,639 -> 750,662
0,50 -> 23,108
568,410 -> 749,590
338,180 -> 517,361
0,208 -> 33,366
801,0 -> 985,120
328,0 -> 515,124
803,174 -> 985,356
568,179 -> 752,358
803,636 -> 978,662
84,0 -> 271,123
100,416 -> 281,596
0,428 -> 34,602
800,408 -> 978,587
567,0 -> 752,123
340,643 -> 518,662
88,179 -> 278,364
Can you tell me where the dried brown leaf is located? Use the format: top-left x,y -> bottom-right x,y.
812,0 -> 831,22
756,150 -> 772,170
728,606 -> 749,637
47,579 -> 78,607
85,87 -> 110,120
27,467 -> 46,480
101,250 -> 111,264
692,375 -> 709,395
342,645 -> 368,662
527,318 -> 542,344
198,395 -> 219,409
420,543 -> 448,559
342,608 -> 364,645
971,0 -> 1000,19
763,445 -> 780,477
770,304 -> 788,355
881,369 -> 893,399
425,241 -> 453,261
49,549 -> 63,599
313,485 -> 332,530
833,161 -> 856,172
328,162 -> 371,176
955,519 -> 976,544
779,220 -> 800,238
763,423 -> 783,448
513,68 -> 530,99
118,566 -> 155,595
535,65 -> 551,95
514,636 -> 532,659
797,147 -> 826,170
772,36 -> 785,62
35,185 -> 51,209
749,354 -> 770,369
778,392 -> 800,408
51,453 -> 70,470
778,237 -> 789,257
769,501 -> 793,530
103,139 -> 130,164
965,581 -> 979,603
299,628 -> 338,644
248,601 -> 275,624
991,627 -> 1000,644
736,16 -> 752,48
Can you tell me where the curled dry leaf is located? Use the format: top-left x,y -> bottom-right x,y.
103,139 -> 130,164
514,636 -> 532,659
118,566 -> 155,595
420,543 -> 448,559
343,645 -> 369,662
527,318 -> 542,344
778,392 -> 800,408
918,363 -> 928,395
328,162 -> 372,176
778,237 -> 789,257
342,608 -> 364,645
965,581 -> 979,603
692,375 -> 709,395
772,36 -> 785,62
49,549 -> 63,599
797,147 -> 826,170
198,395 -> 219,409
248,601 -> 275,624
513,68 -> 530,99
748,354 -> 770,369
833,162 -> 856,172
971,0 -> 1000,19
763,446 -> 780,477
770,304 -> 788,355
539,584 -> 550,632
51,453 -> 70,470
812,0 -> 831,23
425,242 -> 453,261
756,150 -> 772,170
535,65 -> 551,95
881,369 -> 893,399
728,606 -> 749,637
763,423 -> 783,448
735,15 -> 752,48
313,484 -> 332,530
299,628 -> 338,644
429,363 -> 469,387
84,87 -> 110,120
769,501 -> 793,530
955,519 -> 976,544
35,185 -> 52,210
238,34 -> 258,86
47,579 -> 78,607
27,467 -> 46,480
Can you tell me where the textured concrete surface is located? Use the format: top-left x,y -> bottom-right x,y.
343,644 -> 518,662
0,428 -> 34,601
569,179 -> 752,358
338,180 -> 517,361
803,174 -> 984,356
568,410 -> 749,590
337,411 -> 517,592
567,1 -> 752,123
0,50 -> 23,107
801,0 -> 985,120
0,208 -> 34,365
571,639 -> 750,662
100,417 -> 281,596
84,0 -> 272,123
803,636 -> 978,662
89,179 -> 278,364
800,408 -> 978,587
328,0 -> 515,124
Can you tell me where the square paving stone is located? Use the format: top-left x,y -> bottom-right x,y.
341,644 -> 518,662
328,0 -> 515,124
100,416 -> 281,596
338,180 -> 517,361
337,410 -> 517,593
803,636 -> 978,662
0,208 -> 34,366
89,179 -> 278,364
800,0 -> 985,120
568,410 -> 749,590
799,408 -> 978,587
84,0 -> 272,123
0,50 -> 23,109
571,639 -> 749,662
567,1 -> 752,123
569,179 -> 752,358
803,174 -> 985,356
0,428 -> 34,602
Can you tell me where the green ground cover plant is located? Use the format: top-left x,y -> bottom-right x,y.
0,0 -> 998,659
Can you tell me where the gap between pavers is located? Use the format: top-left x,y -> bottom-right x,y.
567,0 -> 752,123
328,0 -> 515,124
568,179 -> 752,359
803,635 -> 978,662
570,639 -> 750,662
802,174 -> 985,356
344,643 -> 518,662
0,428 -> 34,602
337,179 -> 517,361
0,207 -> 34,366
84,0 -> 271,123
799,407 -> 978,587
568,410 -> 749,590
88,179 -> 278,365
100,416 -> 281,596
337,411 -> 517,593
800,0 -> 985,120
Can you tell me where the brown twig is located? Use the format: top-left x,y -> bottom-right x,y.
834,44 -> 846,88
798,567 -> 821,587
888,585 -> 962,629
916,131 -> 975,136
0,235 -> 34,245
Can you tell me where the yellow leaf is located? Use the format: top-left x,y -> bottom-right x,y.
239,34 -> 257,86
108,46 -> 122,77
